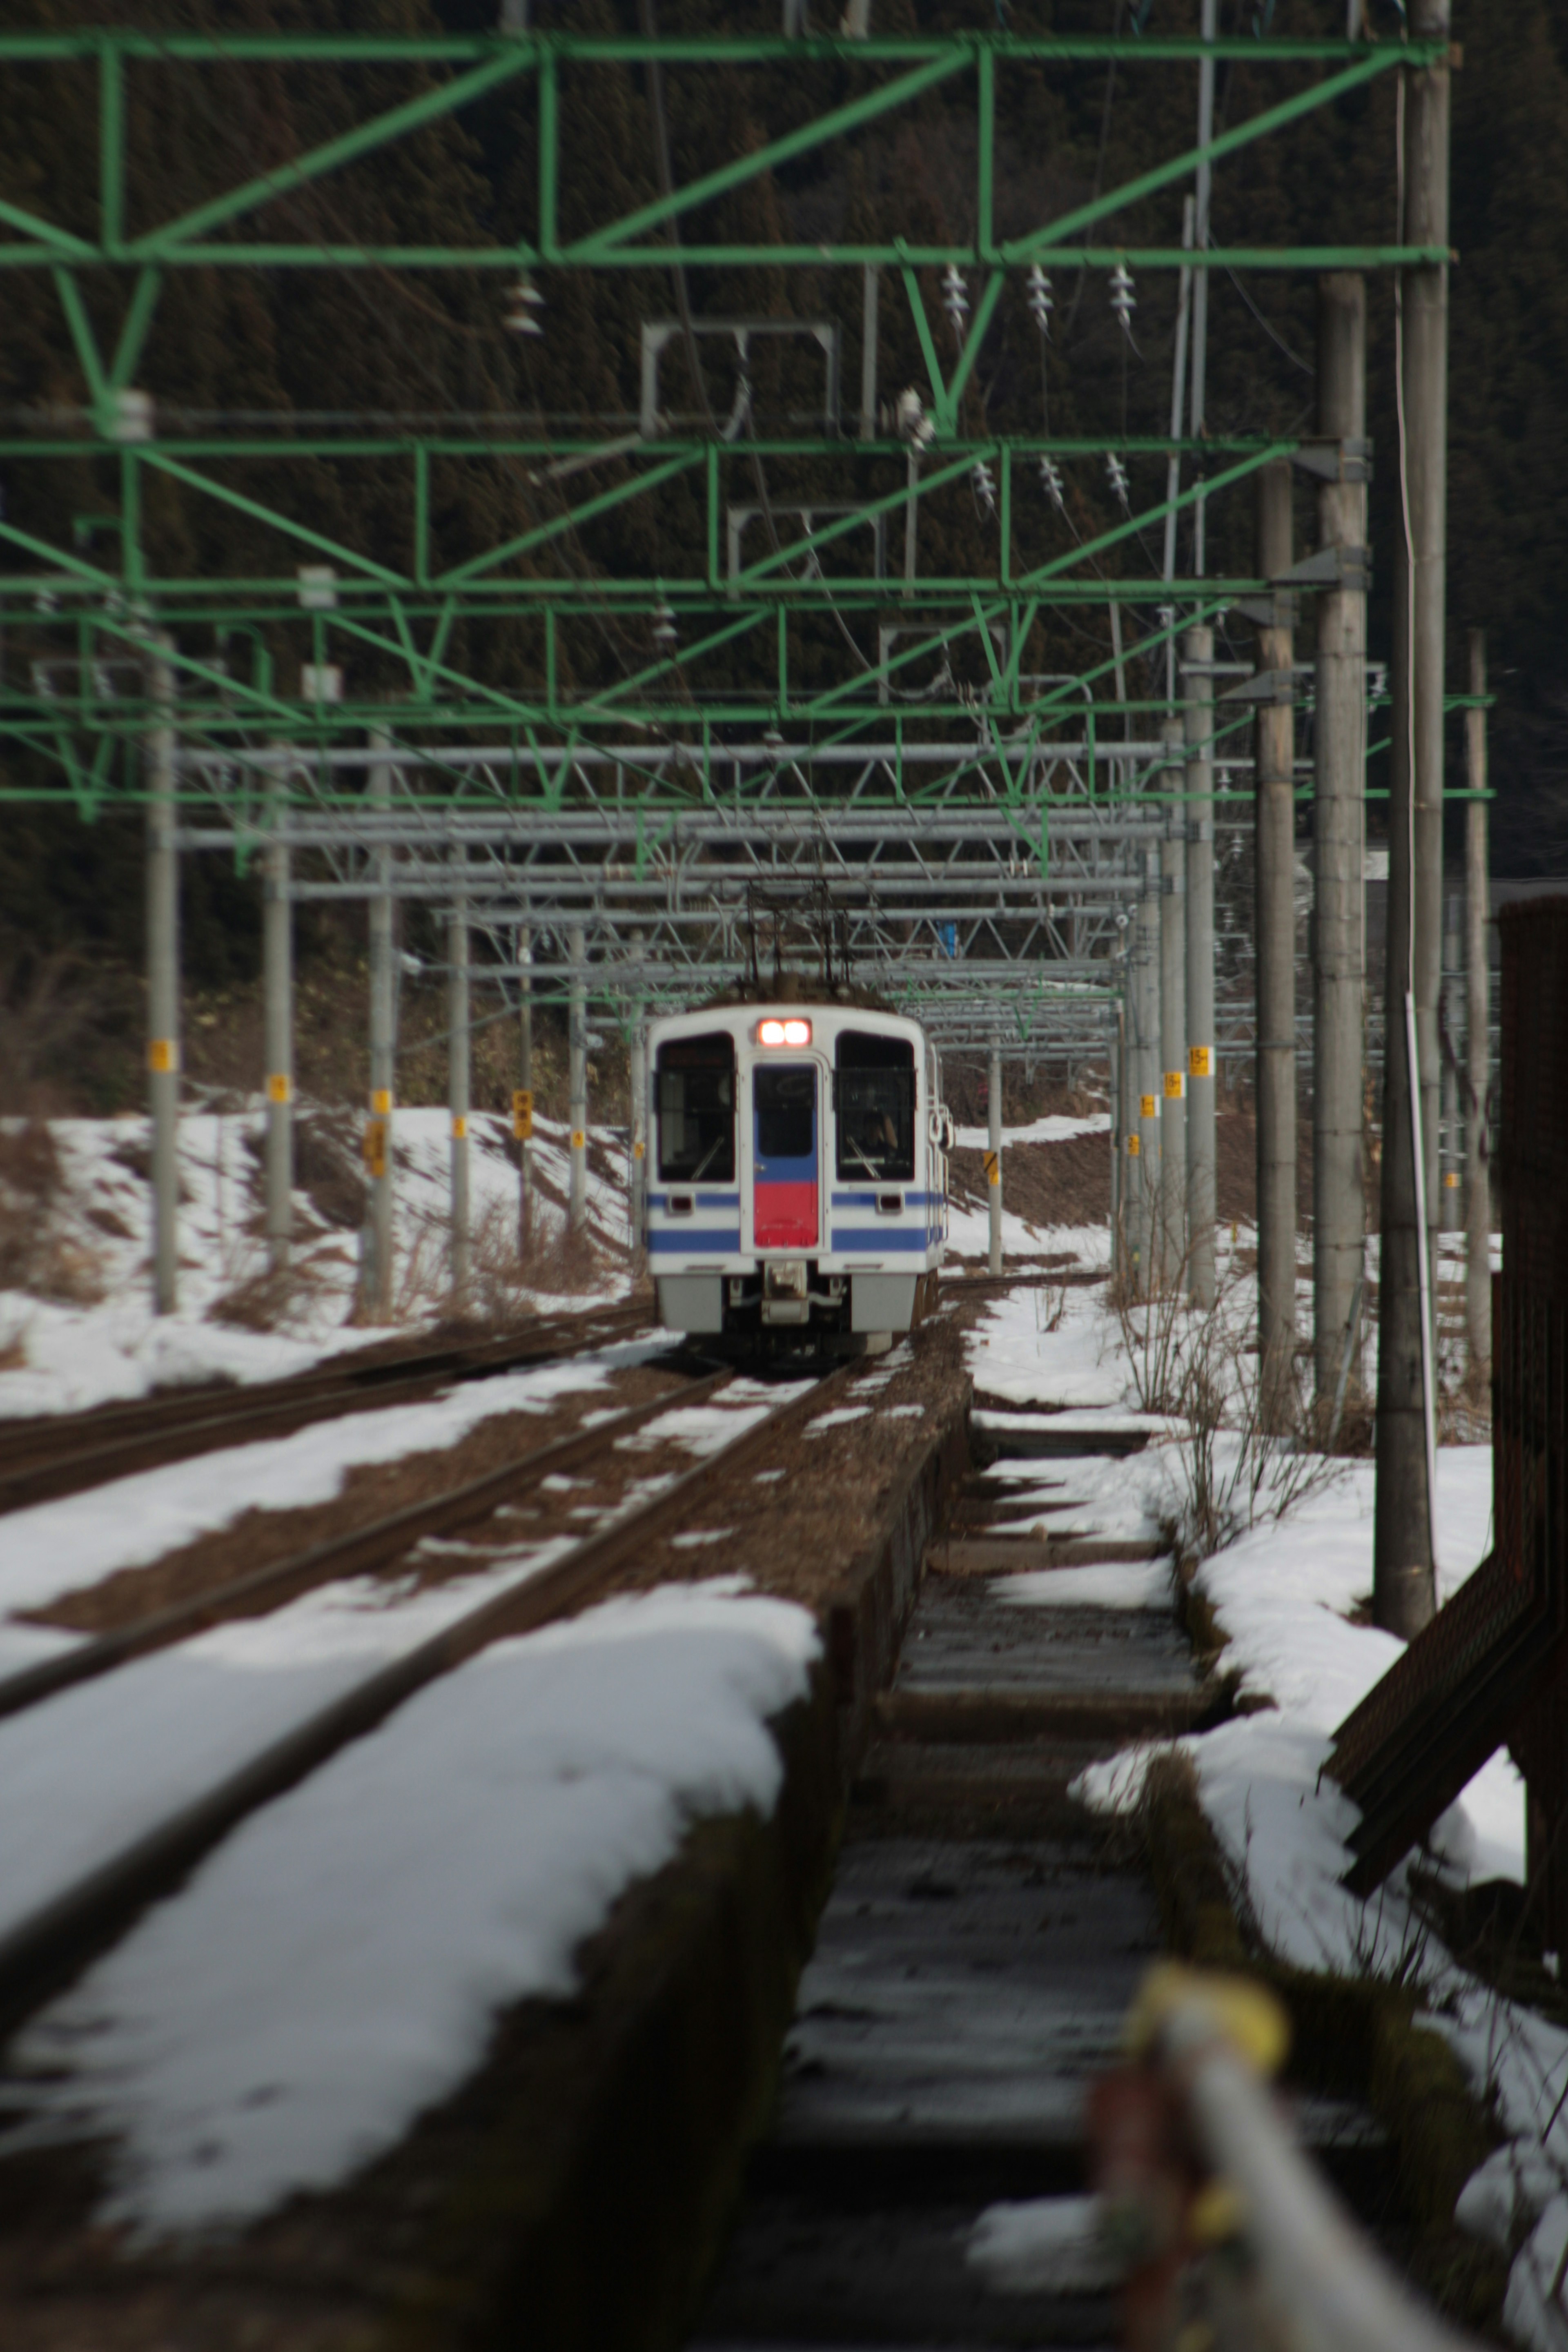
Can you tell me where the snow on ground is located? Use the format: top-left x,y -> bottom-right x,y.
965,1270 -> 1568,2350
5,1580 -> 819,2238
0,1104 -> 634,1419
952,1114 -> 1111,1150
967,2193 -> 1121,2294
0,1381 -> 791,1948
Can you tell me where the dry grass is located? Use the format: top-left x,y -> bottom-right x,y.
0,1121 -> 107,1305
209,1257 -> 337,1335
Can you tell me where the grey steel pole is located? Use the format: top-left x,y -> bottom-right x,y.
1183,626 -> 1216,1310
1159,715 -> 1188,1285
517,922 -> 533,1256
263,748 -> 293,1272
1374,7 -> 1447,1636
145,636 -> 180,1317
568,924 -> 588,1237
1441,887 -> 1461,1233
860,263 -> 879,441
1313,274 -> 1368,1410
1189,0 -> 1217,577
1136,854 -> 1162,1291
448,865 -> 471,1311
987,1044 -> 1003,1276
1119,965 -> 1138,1286
1109,1003 -> 1124,1281
1403,0 -> 1452,1299
904,449 -> 919,590
364,728 -> 396,1320
1254,460 -> 1297,1432
1463,630 -> 1491,1382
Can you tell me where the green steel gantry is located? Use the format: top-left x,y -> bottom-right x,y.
0,22 -> 1443,809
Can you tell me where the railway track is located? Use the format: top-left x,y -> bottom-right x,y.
0,1297 -> 649,1515
0,1355 -> 850,2040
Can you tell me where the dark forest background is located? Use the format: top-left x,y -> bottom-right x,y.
1,0 -> 1565,1031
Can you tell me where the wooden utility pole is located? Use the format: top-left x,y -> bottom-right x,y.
1374,0 -> 1448,1637
1464,630 -> 1492,1383
1313,275 -> 1369,1413
1254,461 -> 1296,1432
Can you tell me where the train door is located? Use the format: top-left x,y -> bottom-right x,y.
752,1062 -> 819,1249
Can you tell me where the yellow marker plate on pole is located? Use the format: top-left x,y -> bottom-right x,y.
1128,1135 -> 1141,1157
511,1088 -> 533,1141
267,1071 -> 292,1104
570,1129 -> 586,1151
984,1151 -> 1000,1186
1140,1093 -> 1157,1120
147,1038 -> 178,1075
1188,1044 -> 1212,1080
363,1117 -> 388,1178
451,1115 -> 468,1140
1163,1070 -> 1185,1100
371,1088 -> 393,1116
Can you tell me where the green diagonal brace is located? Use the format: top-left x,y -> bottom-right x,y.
734,447 -> 978,589
142,452 -> 410,588
1004,50 -> 1398,261
127,48 -> 535,255
109,267 -> 163,390
3,197 -> 95,259
52,269 -> 108,404
570,51 -> 967,258
437,447 -> 700,587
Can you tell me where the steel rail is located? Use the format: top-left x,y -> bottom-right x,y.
0,1356 -> 851,2038
0,1302 -> 649,1513
0,1365 -> 731,1724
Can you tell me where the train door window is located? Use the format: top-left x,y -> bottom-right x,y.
656,1034 -> 735,1183
754,1064 -> 816,1159
835,1031 -> 915,1181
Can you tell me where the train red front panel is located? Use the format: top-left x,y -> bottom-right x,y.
752,1063 -> 819,1249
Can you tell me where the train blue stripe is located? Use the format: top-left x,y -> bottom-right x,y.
648,1229 -> 741,1254
829,1190 -> 942,1209
647,1192 -> 740,1210
829,1228 -> 933,1252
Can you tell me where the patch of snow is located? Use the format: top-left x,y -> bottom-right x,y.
953,1114 -> 1111,1149
967,2194 -> 1120,2294
8,1583 -> 819,2239
804,1405 -> 873,1434
998,1560 -> 1175,1611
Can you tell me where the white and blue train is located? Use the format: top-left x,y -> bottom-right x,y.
644,990 -> 953,1356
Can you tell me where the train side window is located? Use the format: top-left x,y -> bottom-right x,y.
834,1031 -> 915,1181
657,1034 -> 736,1183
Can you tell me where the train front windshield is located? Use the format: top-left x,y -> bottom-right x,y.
657,1034 -> 736,1182
835,1030 -> 915,1181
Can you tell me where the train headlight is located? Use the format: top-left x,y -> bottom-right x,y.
758,1017 -> 811,1048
